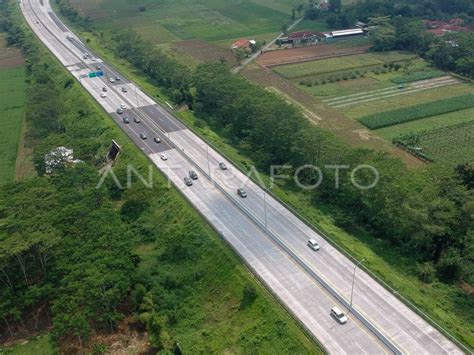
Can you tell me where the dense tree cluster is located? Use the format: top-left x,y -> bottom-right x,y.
0,4 -> 137,347
369,17 -> 474,78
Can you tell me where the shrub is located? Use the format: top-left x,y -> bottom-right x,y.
240,285 -> 257,310
417,262 -> 436,283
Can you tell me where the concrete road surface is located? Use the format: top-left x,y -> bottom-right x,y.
20,0 -> 466,354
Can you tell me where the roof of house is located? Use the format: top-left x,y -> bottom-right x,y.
330,28 -> 364,37
288,31 -> 316,39
232,39 -> 250,49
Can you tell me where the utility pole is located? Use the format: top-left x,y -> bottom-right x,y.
350,257 -> 366,307
263,190 -> 267,228
135,86 -> 139,107
206,145 -> 211,179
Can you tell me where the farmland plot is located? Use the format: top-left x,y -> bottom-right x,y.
273,51 -> 414,78
395,121 -> 474,165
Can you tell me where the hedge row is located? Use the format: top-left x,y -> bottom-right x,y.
391,70 -> 445,84
359,94 -> 474,129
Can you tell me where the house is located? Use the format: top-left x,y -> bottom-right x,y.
44,146 -> 83,174
323,28 -> 366,42
231,39 -> 255,50
287,31 -> 319,44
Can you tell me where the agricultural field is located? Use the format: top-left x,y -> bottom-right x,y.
0,33 -> 26,185
70,0 -> 297,45
273,51 -> 416,78
394,121 -> 474,164
273,51 -> 474,165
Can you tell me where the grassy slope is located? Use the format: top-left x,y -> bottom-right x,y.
2,335 -> 57,355
54,6 -> 473,349
0,35 -> 26,185
13,4 -> 321,353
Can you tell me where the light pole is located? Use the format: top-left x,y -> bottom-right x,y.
263,190 -> 267,228
350,257 -> 366,307
206,145 -> 211,179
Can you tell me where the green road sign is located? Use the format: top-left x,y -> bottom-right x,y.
88,72 -> 97,78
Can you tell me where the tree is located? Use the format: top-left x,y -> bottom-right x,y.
234,48 -> 246,65
329,0 -> 342,13
370,17 -> 396,51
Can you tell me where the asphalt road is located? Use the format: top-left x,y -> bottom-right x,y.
20,1 -> 466,354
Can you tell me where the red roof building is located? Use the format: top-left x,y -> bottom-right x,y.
231,39 -> 250,49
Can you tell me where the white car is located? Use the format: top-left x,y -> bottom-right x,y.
160,153 -> 168,161
109,77 -> 115,83
100,92 -> 107,98
331,307 -> 348,324
307,238 -> 320,251
120,103 -> 126,109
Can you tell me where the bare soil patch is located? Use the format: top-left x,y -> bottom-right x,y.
0,34 -> 25,69
173,39 -> 237,65
257,44 -> 370,67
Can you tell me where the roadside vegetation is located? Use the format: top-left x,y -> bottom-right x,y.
0,2 -> 320,353
54,1 -> 474,349
0,33 -> 26,185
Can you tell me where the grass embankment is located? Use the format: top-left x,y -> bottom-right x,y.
0,34 -> 26,184
53,11 -> 473,349
10,4 -> 321,353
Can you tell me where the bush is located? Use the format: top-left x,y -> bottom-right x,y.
417,262 -> 436,283
240,285 -> 257,310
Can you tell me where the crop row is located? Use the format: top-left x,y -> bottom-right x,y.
274,52 -> 413,79
391,69 -> 445,84
394,121 -> 474,164
359,94 -> 474,129
299,64 -> 402,86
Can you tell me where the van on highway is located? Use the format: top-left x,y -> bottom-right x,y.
307,239 -> 320,251
331,307 -> 347,324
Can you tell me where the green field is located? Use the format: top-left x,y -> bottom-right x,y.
285,48 -> 474,165
70,0 -> 298,44
274,51 -> 415,79
395,121 -> 474,164
1,335 -> 57,355
377,107 -> 474,140
358,94 -> 474,129
0,64 -> 26,185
